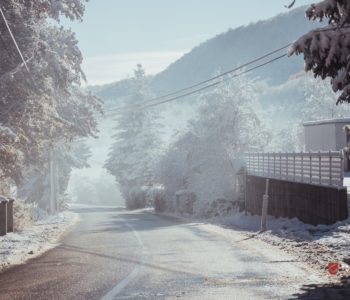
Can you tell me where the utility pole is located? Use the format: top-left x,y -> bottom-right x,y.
49,148 -> 56,215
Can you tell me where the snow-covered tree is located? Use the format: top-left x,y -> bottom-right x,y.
191,75 -> 269,156
289,0 -> 350,103
105,65 -> 163,208
157,75 -> 269,216
0,1 -> 101,208
18,141 -> 91,210
302,73 -> 350,120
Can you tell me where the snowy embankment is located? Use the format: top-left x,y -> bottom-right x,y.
211,212 -> 350,278
157,208 -> 350,278
0,210 -> 78,273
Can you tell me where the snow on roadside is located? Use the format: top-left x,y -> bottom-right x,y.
0,211 -> 79,273
211,212 -> 350,278
156,208 -> 350,278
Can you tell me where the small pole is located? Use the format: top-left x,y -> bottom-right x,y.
341,150 -> 345,187
54,150 -> 60,212
301,152 -> 304,183
244,167 -> 247,216
329,150 -> 332,186
319,151 -> 321,185
49,149 -> 55,215
261,179 -> 269,232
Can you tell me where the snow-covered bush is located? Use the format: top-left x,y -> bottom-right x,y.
153,187 -> 166,212
126,187 -> 146,210
13,200 -> 34,231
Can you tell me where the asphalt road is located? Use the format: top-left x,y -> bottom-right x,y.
0,207 -> 332,300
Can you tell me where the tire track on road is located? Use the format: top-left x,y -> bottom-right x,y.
100,217 -> 147,300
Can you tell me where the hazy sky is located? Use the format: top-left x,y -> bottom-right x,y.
63,0 -> 314,85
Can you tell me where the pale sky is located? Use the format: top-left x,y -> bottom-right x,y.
63,0 -> 314,85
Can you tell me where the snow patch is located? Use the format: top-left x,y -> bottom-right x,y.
0,211 -> 79,273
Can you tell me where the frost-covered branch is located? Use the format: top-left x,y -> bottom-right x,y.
289,0 -> 350,103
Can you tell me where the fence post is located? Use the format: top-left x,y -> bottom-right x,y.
301,152 -> 304,183
261,179 -> 269,232
263,153 -> 265,176
279,152 -> 282,180
310,152 -> 312,184
329,150 -> 332,186
7,198 -> 14,233
0,197 -> 8,236
273,153 -> 276,178
318,151 -> 321,185
341,150 -> 345,187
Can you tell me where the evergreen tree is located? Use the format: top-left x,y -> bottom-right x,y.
290,0 -> 350,103
105,65 -> 162,208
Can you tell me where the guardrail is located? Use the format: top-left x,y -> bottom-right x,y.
245,151 -> 344,187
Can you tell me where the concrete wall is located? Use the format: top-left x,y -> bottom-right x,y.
245,175 -> 348,225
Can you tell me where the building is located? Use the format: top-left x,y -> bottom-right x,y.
303,118 -> 350,151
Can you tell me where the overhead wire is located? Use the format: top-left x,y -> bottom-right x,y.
142,54 -> 287,109
137,43 -> 292,104
0,6 -> 30,74
98,24 -> 350,116
101,53 -> 288,117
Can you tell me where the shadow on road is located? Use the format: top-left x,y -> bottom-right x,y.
289,278 -> 350,299
57,243 -> 199,277
84,211 -> 190,234
69,207 -> 125,214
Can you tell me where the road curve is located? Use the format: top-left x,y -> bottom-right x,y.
0,207 -> 326,299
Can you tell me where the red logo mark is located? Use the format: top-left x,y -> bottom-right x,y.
328,262 -> 340,275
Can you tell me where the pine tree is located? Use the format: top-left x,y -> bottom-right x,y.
290,0 -> 350,103
105,65 -> 162,208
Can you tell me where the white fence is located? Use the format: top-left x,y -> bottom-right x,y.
245,151 -> 345,187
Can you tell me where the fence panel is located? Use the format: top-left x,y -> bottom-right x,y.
245,151 -> 344,187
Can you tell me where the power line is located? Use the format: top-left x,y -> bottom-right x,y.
142,54 -> 287,109
102,45 -> 291,115
73,53 -> 288,143
101,53 -> 287,116
0,6 -> 30,74
141,43 -> 291,104
100,25 -> 350,116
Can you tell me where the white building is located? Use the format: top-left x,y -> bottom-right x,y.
303,118 -> 350,151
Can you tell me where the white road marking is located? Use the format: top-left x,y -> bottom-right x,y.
100,218 -> 146,300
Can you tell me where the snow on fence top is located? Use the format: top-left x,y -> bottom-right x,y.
245,151 -> 345,188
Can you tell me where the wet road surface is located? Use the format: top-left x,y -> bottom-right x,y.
0,207 -> 335,299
